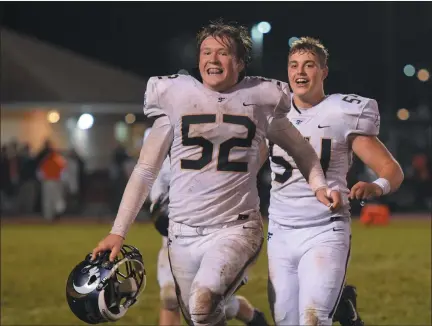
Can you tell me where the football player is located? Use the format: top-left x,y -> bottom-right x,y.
91,21 -> 339,326
265,37 -> 404,326
150,157 -> 268,326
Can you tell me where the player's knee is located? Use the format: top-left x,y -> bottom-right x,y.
160,283 -> 179,311
301,307 -> 332,326
189,286 -> 224,325
224,295 -> 240,320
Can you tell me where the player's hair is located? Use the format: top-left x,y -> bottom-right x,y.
289,37 -> 329,68
196,19 -> 252,69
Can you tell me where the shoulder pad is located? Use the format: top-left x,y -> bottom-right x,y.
244,77 -> 291,119
332,94 -> 380,138
332,94 -> 377,115
143,75 -> 192,119
244,76 -> 288,90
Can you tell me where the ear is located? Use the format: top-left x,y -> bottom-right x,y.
237,60 -> 245,72
322,65 -> 329,81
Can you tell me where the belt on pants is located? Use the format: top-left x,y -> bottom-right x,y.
169,213 -> 257,236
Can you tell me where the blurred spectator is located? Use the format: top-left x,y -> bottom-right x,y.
0,145 -> 11,213
0,141 -> 21,213
63,148 -> 86,214
410,152 -> 432,210
7,141 -> 20,190
37,140 -> 67,221
16,143 -> 37,214
109,144 -> 131,212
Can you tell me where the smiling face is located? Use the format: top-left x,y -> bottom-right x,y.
287,37 -> 329,108
198,36 -> 244,92
288,50 -> 328,105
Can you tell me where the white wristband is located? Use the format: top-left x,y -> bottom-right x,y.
373,178 -> 391,195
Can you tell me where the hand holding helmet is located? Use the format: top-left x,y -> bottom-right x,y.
91,234 -> 124,262
66,244 -> 146,324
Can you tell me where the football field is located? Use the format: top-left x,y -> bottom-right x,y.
1,217 -> 430,325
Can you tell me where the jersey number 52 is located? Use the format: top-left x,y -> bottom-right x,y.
181,114 -> 256,172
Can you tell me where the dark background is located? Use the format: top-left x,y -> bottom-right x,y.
2,2 -> 431,216
3,1 -> 432,114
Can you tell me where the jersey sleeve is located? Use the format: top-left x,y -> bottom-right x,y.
259,79 -> 291,124
342,96 -> 380,140
143,77 -> 170,120
273,82 -> 292,120
110,116 -> 174,238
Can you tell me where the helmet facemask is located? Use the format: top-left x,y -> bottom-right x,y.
97,245 -> 146,321
66,244 -> 146,324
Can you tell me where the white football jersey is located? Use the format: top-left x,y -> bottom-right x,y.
269,93 -> 380,227
144,74 -> 291,226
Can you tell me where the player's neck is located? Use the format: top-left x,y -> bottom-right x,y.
293,92 -> 327,109
202,80 -> 238,93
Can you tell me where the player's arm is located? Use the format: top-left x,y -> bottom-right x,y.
263,80 -> 328,193
267,116 -> 326,192
267,116 -> 340,210
92,117 -> 173,261
349,135 -> 403,199
110,116 -> 173,238
92,77 -> 174,261
344,98 -> 404,200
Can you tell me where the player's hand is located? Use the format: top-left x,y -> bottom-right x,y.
315,187 -> 341,211
349,181 -> 382,200
91,234 -> 124,262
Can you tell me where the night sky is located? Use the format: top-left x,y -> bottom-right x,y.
3,2 -> 432,115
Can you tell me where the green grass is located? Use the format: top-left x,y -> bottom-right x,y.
1,219 -> 431,325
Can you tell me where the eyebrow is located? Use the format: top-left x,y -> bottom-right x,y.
201,47 -> 229,51
288,60 -> 316,65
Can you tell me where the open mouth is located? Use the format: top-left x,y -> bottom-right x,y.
207,68 -> 223,75
295,78 -> 309,86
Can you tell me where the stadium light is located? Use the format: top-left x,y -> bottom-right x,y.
417,69 -> 430,82
288,36 -> 299,48
115,121 -> 129,143
125,113 -> 136,124
77,113 -> 94,130
251,25 -> 263,43
257,21 -> 271,34
397,108 -> 410,121
403,64 -> 415,77
251,24 -> 264,73
47,110 -> 60,124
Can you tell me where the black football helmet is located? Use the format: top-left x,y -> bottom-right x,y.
66,244 -> 146,324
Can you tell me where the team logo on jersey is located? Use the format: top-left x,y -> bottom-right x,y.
291,117 -> 307,125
